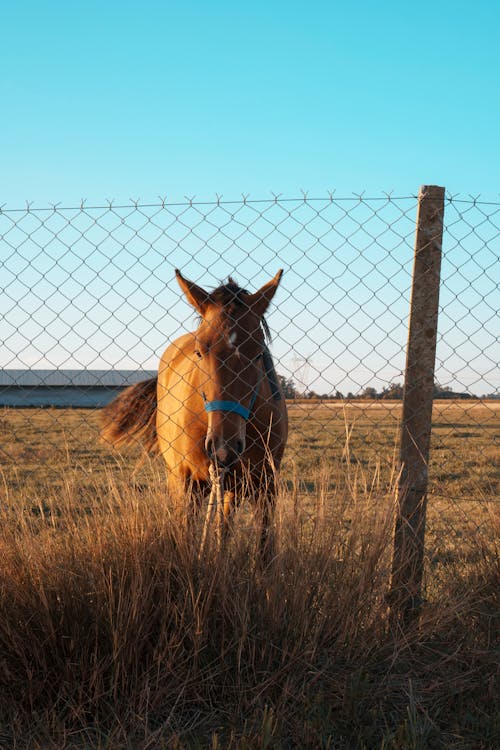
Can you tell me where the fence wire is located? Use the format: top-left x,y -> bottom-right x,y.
0,194 -> 498,548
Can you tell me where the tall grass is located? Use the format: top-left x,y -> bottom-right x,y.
0,458 -> 498,749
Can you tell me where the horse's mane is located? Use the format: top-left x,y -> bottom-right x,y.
202,277 -> 272,342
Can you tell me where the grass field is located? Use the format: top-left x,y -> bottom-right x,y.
0,401 -> 498,748
2,399 -> 498,493
1,400 -> 498,542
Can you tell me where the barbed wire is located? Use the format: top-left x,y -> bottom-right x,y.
1,192 -> 499,214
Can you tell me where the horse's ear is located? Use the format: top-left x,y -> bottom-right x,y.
175,269 -> 211,314
246,269 -> 283,317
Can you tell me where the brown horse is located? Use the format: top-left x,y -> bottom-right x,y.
101,269 -> 288,551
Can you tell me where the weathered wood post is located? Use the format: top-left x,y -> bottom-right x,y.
390,185 -> 445,625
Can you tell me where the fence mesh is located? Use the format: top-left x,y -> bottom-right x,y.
0,194 -> 498,550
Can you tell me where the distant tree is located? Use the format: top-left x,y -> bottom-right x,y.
277,375 -> 298,399
310,381 -> 480,402
433,383 -> 475,399
306,390 -> 319,399
360,386 -> 379,400
380,382 -> 403,400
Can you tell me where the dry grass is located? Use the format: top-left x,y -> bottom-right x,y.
0,403 -> 498,748
1,400 -> 498,500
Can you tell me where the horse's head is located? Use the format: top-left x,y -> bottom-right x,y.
175,269 -> 283,468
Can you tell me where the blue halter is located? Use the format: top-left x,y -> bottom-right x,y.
202,360 -> 264,421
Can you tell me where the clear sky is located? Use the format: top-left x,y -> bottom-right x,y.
1,0 -> 499,205
1,1 -> 498,396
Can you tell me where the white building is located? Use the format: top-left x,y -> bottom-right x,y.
0,370 -> 156,408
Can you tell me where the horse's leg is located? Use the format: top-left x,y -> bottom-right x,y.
252,466 -> 278,564
257,495 -> 276,563
167,472 -> 207,534
167,472 -> 188,519
221,466 -> 246,540
223,490 -> 237,537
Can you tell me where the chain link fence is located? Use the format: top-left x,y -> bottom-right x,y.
0,192 -> 498,556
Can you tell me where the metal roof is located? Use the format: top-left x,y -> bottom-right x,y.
0,370 -> 157,387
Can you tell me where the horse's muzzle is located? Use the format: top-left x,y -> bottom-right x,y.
205,435 -> 245,467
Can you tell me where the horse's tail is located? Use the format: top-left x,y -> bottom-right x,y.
100,377 -> 159,455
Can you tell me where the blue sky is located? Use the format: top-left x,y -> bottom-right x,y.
1,0 -> 499,204
1,2 -> 498,395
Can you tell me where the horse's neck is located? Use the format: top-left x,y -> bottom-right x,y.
262,347 -> 282,402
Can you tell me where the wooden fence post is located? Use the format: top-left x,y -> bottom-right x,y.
390,184 -> 445,625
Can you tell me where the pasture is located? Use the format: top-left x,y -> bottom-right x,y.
0,401 -> 498,748
1,399 -> 497,534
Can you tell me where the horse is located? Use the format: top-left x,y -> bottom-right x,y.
101,269 -> 288,554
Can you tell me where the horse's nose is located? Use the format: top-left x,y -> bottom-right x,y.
204,438 -> 233,466
205,436 -> 244,466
